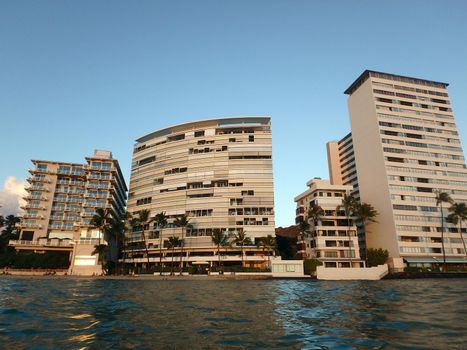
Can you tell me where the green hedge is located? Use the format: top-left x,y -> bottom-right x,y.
0,251 -> 70,269
304,259 -> 322,275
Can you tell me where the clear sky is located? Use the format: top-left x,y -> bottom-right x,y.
1,0 -> 467,226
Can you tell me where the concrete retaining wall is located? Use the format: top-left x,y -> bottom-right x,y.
317,264 -> 388,280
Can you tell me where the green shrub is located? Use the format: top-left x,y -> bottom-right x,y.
304,259 -> 322,275
0,251 -> 70,269
366,248 -> 389,267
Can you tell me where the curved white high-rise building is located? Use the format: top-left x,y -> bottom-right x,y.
124,116 -> 275,270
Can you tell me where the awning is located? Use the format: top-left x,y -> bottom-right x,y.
404,257 -> 467,264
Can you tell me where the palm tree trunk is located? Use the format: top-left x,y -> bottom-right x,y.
218,245 -> 221,272
159,229 -> 163,276
267,249 -> 271,271
171,247 -> 175,275
459,221 -> 467,258
441,203 -> 447,272
346,209 -> 352,266
141,228 -> 150,270
179,228 -> 184,275
241,243 -> 244,268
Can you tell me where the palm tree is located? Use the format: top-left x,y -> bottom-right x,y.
91,243 -> 108,275
173,214 -> 191,275
354,202 -> 378,230
89,208 -> 111,245
448,202 -> 467,258
0,215 -> 4,229
108,215 -> 128,274
297,219 -> 310,259
211,229 -> 230,272
136,209 -> 153,269
307,205 -> 324,227
353,202 -> 378,264
0,215 -> 20,253
154,212 -> 168,275
127,217 -> 140,271
231,229 -> 252,268
435,191 -> 453,271
167,236 -> 181,275
337,194 -> 357,265
258,235 -> 277,270
89,208 -> 111,273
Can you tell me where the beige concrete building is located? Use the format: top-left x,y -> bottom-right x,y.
10,150 -> 128,275
294,178 -> 362,268
329,70 -> 467,269
125,116 -> 276,270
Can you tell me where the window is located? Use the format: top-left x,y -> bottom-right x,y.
249,135 -> 254,142
37,164 -> 47,171
138,156 -> 156,166
136,197 -> 152,206
194,130 -> 205,137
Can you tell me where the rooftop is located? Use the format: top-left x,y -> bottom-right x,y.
344,70 -> 449,95
135,116 -> 271,143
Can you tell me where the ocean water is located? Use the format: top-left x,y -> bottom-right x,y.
0,277 -> 466,349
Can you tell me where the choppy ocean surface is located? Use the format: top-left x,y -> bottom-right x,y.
0,277 -> 466,349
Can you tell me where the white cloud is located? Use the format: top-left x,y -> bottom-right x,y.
0,176 -> 27,216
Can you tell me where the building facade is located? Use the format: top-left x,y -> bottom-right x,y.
10,150 -> 128,274
125,116 -> 276,270
294,178 -> 362,268
329,70 -> 467,269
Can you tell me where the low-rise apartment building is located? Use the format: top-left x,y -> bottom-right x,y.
294,178 -> 362,268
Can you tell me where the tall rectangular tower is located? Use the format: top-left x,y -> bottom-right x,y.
343,70 -> 467,269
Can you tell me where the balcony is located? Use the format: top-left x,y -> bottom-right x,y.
88,165 -> 113,172
53,197 -> 83,204
48,224 -> 75,231
29,168 -> 54,175
26,185 -> 49,192
23,194 -> 47,201
20,223 -> 43,229
9,239 -> 74,248
83,201 -> 109,208
56,180 -> 85,186
21,204 -> 46,210
21,213 -> 44,220
26,176 -> 51,184
57,170 -> 84,176
86,184 -> 111,190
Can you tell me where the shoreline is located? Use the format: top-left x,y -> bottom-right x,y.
1,272 -> 467,280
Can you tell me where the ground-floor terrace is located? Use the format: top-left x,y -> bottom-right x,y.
8,238 -> 105,275
120,244 -> 275,274
402,256 -> 467,272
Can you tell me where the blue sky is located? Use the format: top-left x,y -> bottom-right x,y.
1,0 -> 467,226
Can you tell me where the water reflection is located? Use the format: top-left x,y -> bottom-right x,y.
0,277 -> 465,349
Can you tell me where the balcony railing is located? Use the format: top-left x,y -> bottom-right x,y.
9,239 -> 74,247
20,223 -> 43,229
24,194 -> 48,201
57,170 -> 84,176
56,180 -> 85,186
86,184 -> 111,189
27,176 -> 51,183
48,224 -> 74,231
21,214 -> 44,219
21,204 -> 46,210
